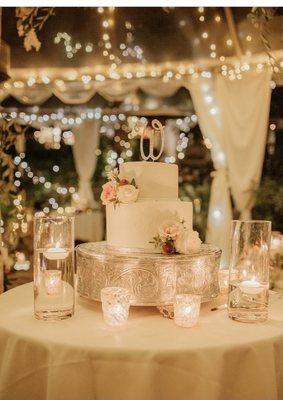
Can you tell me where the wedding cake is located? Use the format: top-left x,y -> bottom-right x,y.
101,119 -> 201,254
77,119 -> 220,306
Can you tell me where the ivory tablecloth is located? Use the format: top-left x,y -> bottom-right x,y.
0,283 -> 283,400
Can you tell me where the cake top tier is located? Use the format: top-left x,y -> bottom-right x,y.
119,161 -> 178,200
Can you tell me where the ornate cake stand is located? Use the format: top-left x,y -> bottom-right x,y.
76,242 -> 221,306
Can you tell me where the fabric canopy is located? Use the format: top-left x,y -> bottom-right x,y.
0,78 -> 185,106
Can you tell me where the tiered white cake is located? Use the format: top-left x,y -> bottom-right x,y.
77,120 -> 221,306
106,161 -> 192,251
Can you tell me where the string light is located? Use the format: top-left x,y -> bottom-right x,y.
54,32 -> 93,58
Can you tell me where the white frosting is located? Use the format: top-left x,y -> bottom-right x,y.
106,200 -> 192,251
119,161 -> 178,200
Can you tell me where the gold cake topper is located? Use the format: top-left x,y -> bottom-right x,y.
130,119 -> 165,161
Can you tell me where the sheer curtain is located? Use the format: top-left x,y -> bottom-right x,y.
72,119 -> 104,242
188,69 -> 272,266
217,69 -> 272,220
188,76 -> 232,267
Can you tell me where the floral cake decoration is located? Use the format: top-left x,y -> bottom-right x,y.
150,219 -> 201,255
100,168 -> 139,206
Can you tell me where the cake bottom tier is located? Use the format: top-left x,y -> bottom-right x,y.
106,200 -> 192,251
76,242 -> 221,306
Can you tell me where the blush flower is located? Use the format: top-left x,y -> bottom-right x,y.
100,181 -> 117,205
158,220 -> 183,241
175,230 -> 202,254
117,185 -> 139,204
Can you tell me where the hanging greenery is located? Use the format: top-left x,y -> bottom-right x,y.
15,7 -> 55,51
248,7 -> 278,70
0,118 -> 28,250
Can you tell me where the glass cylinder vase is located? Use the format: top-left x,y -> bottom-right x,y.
228,220 -> 271,323
34,216 -> 75,320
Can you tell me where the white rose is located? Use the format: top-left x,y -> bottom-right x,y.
117,185 -> 139,204
174,230 -> 201,254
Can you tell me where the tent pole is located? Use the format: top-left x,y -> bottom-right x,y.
224,7 -> 243,58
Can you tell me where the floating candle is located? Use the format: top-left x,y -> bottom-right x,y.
43,243 -> 69,260
239,278 -> 265,295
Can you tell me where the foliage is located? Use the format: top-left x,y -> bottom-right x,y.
0,119 -> 27,245
15,7 -> 55,51
248,7 -> 278,70
253,176 -> 283,232
0,118 -> 28,279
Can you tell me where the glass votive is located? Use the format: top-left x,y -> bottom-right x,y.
218,269 -> 229,295
174,294 -> 201,328
33,215 -> 75,321
44,270 -> 62,295
101,287 -> 130,327
228,220 -> 271,323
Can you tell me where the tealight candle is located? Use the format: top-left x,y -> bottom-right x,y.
101,287 -> 130,327
174,294 -> 201,328
45,270 -> 62,295
239,278 -> 265,295
43,243 -> 69,261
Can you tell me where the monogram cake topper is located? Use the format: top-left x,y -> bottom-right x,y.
130,119 -> 165,161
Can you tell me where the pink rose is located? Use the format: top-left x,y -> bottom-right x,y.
100,181 -> 117,205
175,230 -> 202,254
158,220 -> 183,241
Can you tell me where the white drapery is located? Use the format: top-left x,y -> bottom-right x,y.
72,119 -> 102,240
1,70 -> 272,253
217,69 -> 272,220
188,77 -> 233,267
72,119 -> 104,242
0,79 -> 184,105
164,119 -> 178,159
72,119 -> 100,209
188,69 -> 272,266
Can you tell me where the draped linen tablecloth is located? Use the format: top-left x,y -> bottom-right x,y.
0,283 -> 282,400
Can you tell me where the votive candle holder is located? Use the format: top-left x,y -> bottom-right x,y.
44,270 -> 62,295
33,215 -> 75,321
101,287 -> 130,327
218,269 -> 229,295
174,294 -> 201,328
228,220 -> 271,323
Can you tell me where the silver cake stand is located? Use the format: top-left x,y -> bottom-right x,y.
76,242 -> 221,306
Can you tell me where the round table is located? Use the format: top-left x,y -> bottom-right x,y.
0,283 -> 283,400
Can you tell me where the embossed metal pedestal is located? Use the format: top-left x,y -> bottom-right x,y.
76,242 -> 221,306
